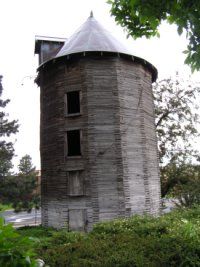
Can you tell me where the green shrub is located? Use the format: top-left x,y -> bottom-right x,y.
19,206 -> 200,267
0,218 -> 38,267
18,225 -> 55,239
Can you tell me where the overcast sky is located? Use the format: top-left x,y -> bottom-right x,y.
0,0 -> 199,171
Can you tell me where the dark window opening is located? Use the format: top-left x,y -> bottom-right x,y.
67,91 -> 80,114
67,130 -> 81,156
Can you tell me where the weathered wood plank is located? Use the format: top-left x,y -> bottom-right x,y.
39,55 -> 160,230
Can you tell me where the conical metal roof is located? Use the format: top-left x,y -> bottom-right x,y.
36,12 -> 157,81
55,12 -> 131,59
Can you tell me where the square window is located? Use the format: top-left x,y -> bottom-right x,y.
65,91 -> 80,115
66,130 -> 81,156
67,171 -> 84,196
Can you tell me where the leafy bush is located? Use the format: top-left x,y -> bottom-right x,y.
174,165 -> 200,207
161,163 -> 200,200
0,218 -> 38,267
19,206 -> 200,267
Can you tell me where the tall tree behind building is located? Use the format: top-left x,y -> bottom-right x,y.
0,75 -> 18,177
153,75 -> 200,166
153,75 -> 200,197
0,155 -> 40,212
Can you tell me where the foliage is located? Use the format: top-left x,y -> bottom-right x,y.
153,75 -> 200,197
0,75 -> 18,177
153,75 -> 200,165
18,206 -> 200,267
0,155 -> 40,213
161,162 -> 200,201
0,217 -> 38,267
174,165 -> 200,207
0,203 -> 12,212
18,155 -> 35,174
18,226 -> 58,240
108,0 -> 200,72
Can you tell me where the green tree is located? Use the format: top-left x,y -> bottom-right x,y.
0,155 -> 40,213
108,0 -> 200,71
153,75 -> 200,165
153,75 -> 200,197
0,75 -> 18,177
18,154 -> 35,175
161,162 -> 200,206
175,164 -> 200,207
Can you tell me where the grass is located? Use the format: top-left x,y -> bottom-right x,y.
16,206 -> 200,267
18,225 -> 59,246
0,203 -> 13,212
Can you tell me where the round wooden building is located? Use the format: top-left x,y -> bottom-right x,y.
35,13 -> 161,231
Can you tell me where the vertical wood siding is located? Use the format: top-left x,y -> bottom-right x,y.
39,55 -> 160,230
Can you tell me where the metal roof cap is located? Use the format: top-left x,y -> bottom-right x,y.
36,13 -> 158,82
55,12 -> 131,59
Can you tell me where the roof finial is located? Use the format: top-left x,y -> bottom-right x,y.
90,10 -> 93,18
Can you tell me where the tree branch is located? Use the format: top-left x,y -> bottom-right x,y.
156,110 -> 170,128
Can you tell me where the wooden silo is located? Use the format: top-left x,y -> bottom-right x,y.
35,13 -> 161,231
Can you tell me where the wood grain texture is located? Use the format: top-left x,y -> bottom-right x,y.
39,55 -> 161,231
